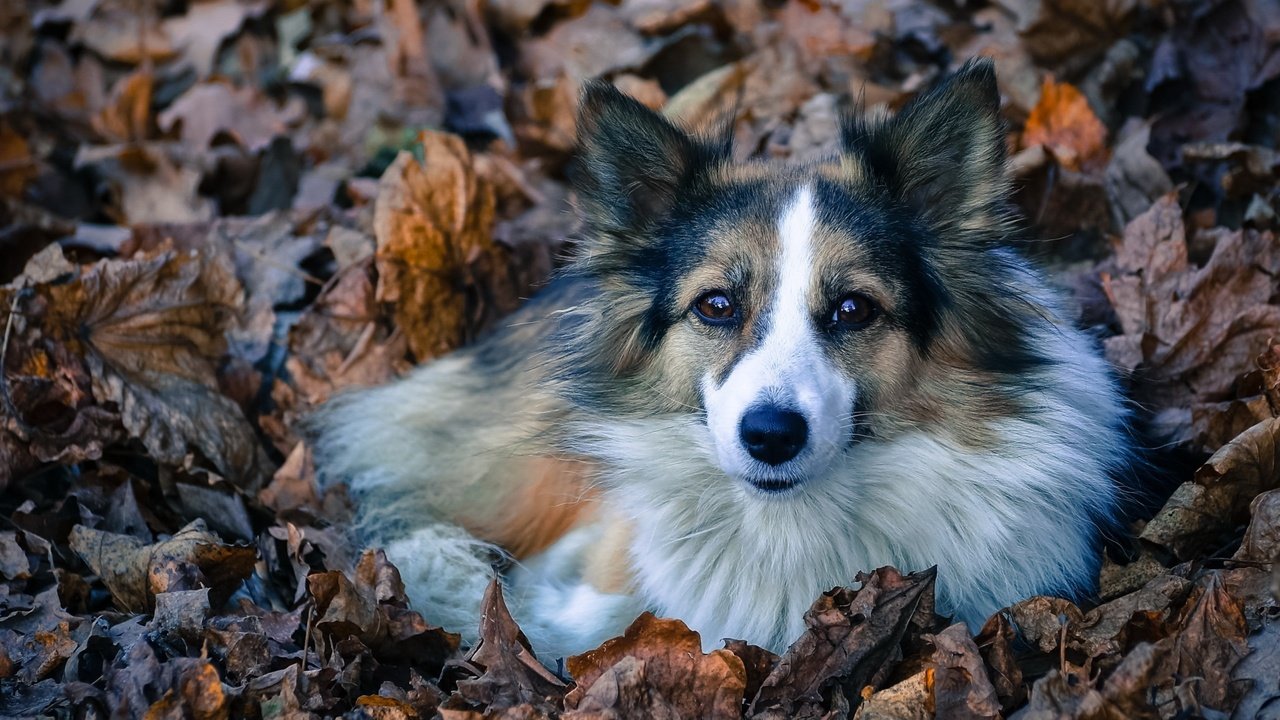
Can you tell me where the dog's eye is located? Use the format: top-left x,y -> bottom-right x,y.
831,293 -> 877,330
693,290 -> 735,324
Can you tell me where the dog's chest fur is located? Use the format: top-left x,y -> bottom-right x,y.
565,315 -> 1125,651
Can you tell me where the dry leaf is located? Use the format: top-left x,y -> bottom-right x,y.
1165,573 -> 1251,711
1104,120 -> 1173,227
160,0 -> 254,79
927,624 -> 1001,720
91,68 -> 152,143
74,144 -> 215,224
1014,0 -> 1138,74
565,613 -> 746,720
157,83 -> 290,152
1232,622 -> 1280,719
1235,489 -> 1280,563
308,550 -> 460,673
68,519 -> 255,613
1143,417 -> 1280,559
373,131 -> 513,361
853,671 -> 930,720
456,579 -> 566,712
1022,77 -> 1109,173
1103,194 -> 1280,447
0,120 -> 38,199
73,4 -> 176,65
974,613 -> 1023,711
749,567 -> 937,716
519,4 -> 656,82
1,247 -> 270,487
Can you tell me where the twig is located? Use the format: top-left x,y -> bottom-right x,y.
302,600 -> 315,671
1058,614 -> 1069,674
0,288 -> 34,434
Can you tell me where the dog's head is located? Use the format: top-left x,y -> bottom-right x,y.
566,59 -> 1049,494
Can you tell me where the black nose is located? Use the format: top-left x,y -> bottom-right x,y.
739,406 -> 808,465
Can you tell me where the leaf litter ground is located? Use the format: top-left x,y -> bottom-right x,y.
1,0 -> 1279,717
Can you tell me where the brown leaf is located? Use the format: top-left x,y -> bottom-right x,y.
621,0 -> 718,35
0,120 -> 39,199
1142,417 -> 1280,559
1081,571 -> 1256,718
486,0 -> 586,34
1235,488 -> 1280,563
457,579 -> 566,712
974,613 -> 1024,712
28,248 -> 270,485
1022,77 -> 1109,173
749,567 -> 937,716
1017,669 -> 1128,720
0,589 -> 81,684
775,0 -> 879,70
308,550 -> 460,673
1102,194 -> 1280,448
74,144 -> 214,224
160,0 -> 255,79
92,68 -> 153,143
69,519 -> 256,613
1007,596 -> 1083,655
1149,1 -> 1280,175
157,83 -> 291,152
1074,574 -> 1191,658
352,694 -> 420,720
373,131 -> 513,362
853,671 -> 930,720
927,624 -> 1000,720
1104,120 -> 1173,228
0,531 -> 31,580
1014,0 -> 1138,74
665,44 -> 822,159
722,639 -> 779,706
1166,573 -> 1251,711
73,4 -> 177,65
149,588 -> 211,641
259,442 -> 321,515
1098,548 -> 1166,601
565,612 -> 746,720
1260,341 -> 1280,416
1232,621 -> 1280,720
519,4 -> 656,82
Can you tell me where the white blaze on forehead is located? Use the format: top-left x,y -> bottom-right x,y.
774,186 -> 817,347
702,185 -> 857,483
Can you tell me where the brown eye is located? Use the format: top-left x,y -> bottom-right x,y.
693,290 -> 735,324
831,293 -> 877,330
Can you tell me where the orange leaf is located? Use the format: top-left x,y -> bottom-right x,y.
1022,77 -> 1108,173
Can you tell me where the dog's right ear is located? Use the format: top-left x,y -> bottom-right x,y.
572,81 -> 720,236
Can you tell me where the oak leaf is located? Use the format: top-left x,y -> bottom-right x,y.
373,131 -> 511,362
566,613 -> 747,720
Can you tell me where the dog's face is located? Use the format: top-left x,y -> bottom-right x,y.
568,59 -> 1031,494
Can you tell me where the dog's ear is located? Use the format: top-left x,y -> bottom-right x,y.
842,58 -> 1010,237
572,81 -> 719,235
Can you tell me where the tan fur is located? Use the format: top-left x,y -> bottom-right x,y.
460,457 -> 599,559
582,515 -> 635,594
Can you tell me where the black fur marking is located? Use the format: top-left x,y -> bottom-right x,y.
572,81 -> 730,239
840,58 -> 1011,240
809,178 -> 948,349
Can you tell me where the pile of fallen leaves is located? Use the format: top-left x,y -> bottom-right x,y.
1,0 -> 1278,717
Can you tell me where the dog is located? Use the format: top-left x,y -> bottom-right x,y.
310,58 -> 1134,660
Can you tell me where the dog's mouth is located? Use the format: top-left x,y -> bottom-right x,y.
744,477 -> 802,494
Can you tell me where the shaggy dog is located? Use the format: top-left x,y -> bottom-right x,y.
312,58 -> 1133,660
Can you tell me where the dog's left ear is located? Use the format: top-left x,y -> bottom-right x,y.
842,58 -> 1010,237
572,81 -> 721,236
